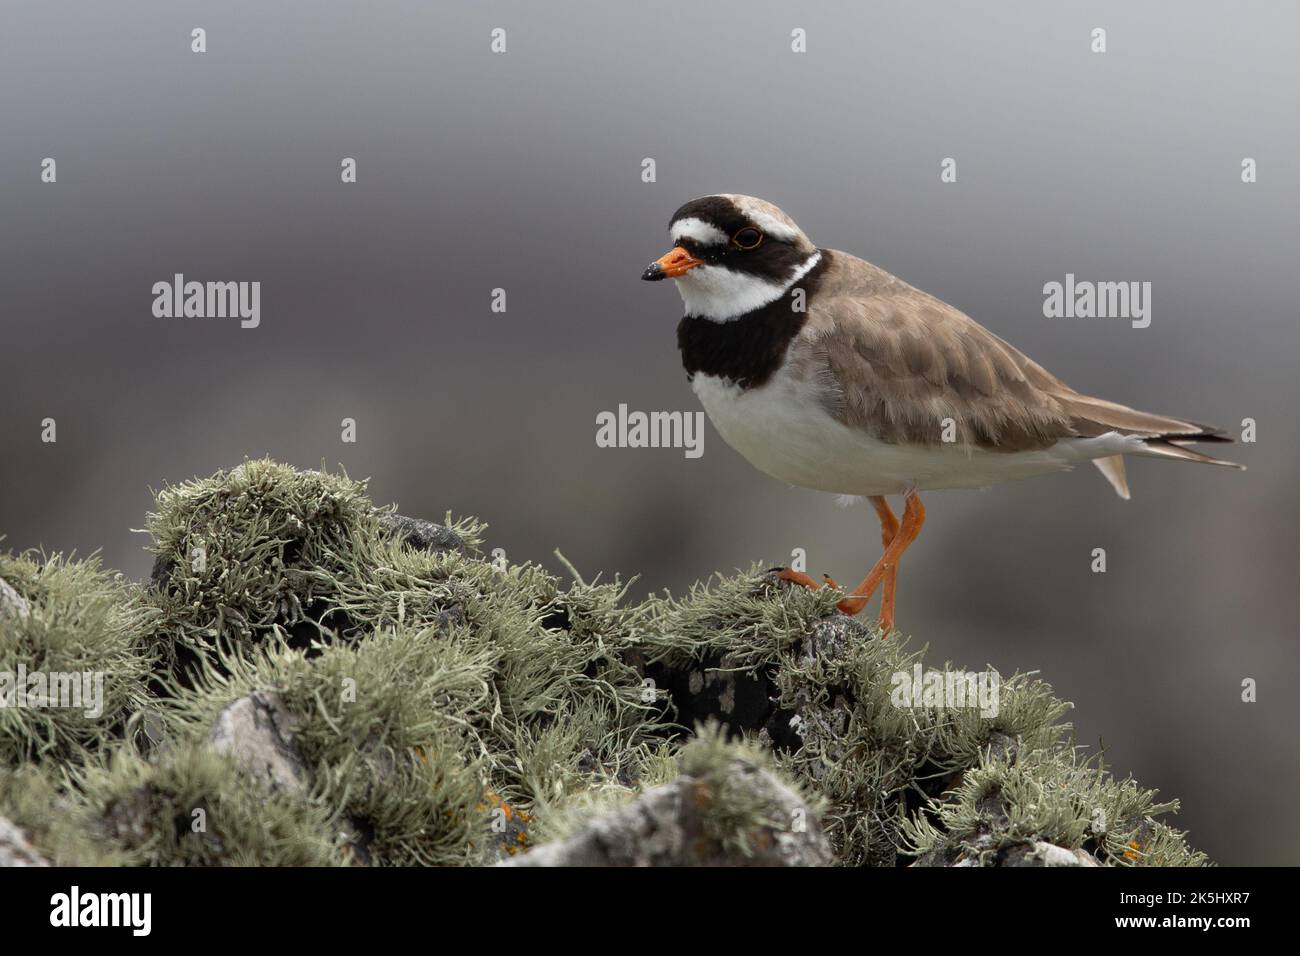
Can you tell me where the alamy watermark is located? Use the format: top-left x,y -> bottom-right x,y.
152,274 -> 260,328
0,663 -> 105,718
596,404 -> 704,459
890,664 -> 1000,718
50,886 -> 151,936
1043,273 -> 1151,328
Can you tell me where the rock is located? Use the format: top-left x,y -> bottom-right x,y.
381,514 -> 466,555
483,791 -> 534,862
912,835 -> 1100,867
205,691 -> 309,797
1001,840 -> 1101,867
0,815 -> 49,867
203,693 -> 408,863
502,757 -> 833,867
800,611 -> 871,663
203,692 -> 393,863
0,576 -> 30,622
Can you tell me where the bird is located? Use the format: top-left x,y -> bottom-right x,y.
641,193 -> 1243,636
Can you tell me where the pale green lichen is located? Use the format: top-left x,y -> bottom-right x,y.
0,551 -> 157,767
0,459 -> 1208,867
72,743 -> 342,867
900,743 -> 1208,866
676,722 -> 828,860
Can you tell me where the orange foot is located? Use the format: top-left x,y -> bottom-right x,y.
770,492 -> 927,639
772,568 -> 858,616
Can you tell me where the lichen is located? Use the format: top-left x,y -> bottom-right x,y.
0,459 -> 1207,867
0,551 -> 157,767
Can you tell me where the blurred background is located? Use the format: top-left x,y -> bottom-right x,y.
2,1 -> 1296,864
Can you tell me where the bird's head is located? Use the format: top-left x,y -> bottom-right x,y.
641,194 -> 819,321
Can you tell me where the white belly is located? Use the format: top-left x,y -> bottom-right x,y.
691,372 -> 1130,496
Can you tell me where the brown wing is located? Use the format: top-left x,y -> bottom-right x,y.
799,250 -> 1236,455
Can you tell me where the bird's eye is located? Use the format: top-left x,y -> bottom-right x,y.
732,227 -> 763,250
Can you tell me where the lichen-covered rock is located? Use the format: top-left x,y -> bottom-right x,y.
629,568 -> 1208,867
504,732 -> 832,867
163,625 -> 497,866
913,834 -> 1099,867
84,744 -> 341,867
205,691 -> 308,796
0,461 -> 1210,868
0,553 -> 155,767
142,460 -> 389,660
900,743 -> 1206,867
482,790 -> 535,861
0,814 -> 49,866
1001,841 -> 1101,867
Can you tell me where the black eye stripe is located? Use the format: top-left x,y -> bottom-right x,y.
732,227 -> 763,250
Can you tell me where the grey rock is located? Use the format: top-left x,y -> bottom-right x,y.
1002,840 -> 1101,867
0,815 -> 48,867
911,833 -> 994,867
204,693 -> 387,863
800,612 -> 872,663
0,577 -> 30,622
381,513 -> 466,555
502,758 -> 833,867
912,835 -> 1100,867
205,691 -> 309,797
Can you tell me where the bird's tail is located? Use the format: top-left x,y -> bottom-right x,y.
1062,392 -> 1245,499
1130,438 -> 1246,469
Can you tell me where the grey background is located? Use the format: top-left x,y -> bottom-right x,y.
2,1 -> 1296,864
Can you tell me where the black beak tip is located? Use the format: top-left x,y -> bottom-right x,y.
641,263 -> 665,281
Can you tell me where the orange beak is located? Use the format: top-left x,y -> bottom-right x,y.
641,246 -> 703,281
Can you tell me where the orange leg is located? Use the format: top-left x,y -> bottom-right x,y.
772,493 -> 922,636
869,496 -> 901,633
837,493 -> 926,630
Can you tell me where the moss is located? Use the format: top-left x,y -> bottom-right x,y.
142,459 -> 394,666
1,460 -> 1208,867
141,458 -> 660,822
630,567 -> 1196,867
158,625 -> 493,866
899,744 -> 1208,867
148,593 -> 667,864
70,742 -> 341,867
0,551 -> 156,768
466,564 -> 661,814
0,762 -> 121,865
676,722 -> 827,860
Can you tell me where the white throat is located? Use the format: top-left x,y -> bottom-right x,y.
675,251 -> 822,322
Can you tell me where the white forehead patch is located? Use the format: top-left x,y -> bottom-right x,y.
742,210 -> 799,243
721,194 -> 803,243
670,217 -> 729,246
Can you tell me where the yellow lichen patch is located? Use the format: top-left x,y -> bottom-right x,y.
479,790 -> 533,856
